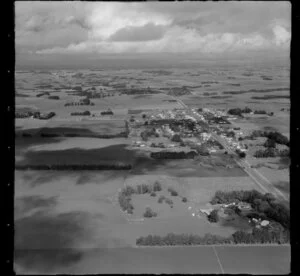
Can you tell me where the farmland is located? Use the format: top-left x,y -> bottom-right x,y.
15,63 -> 290,274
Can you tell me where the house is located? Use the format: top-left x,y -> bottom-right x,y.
200,208 -> 213,216
237,202 -> 252,211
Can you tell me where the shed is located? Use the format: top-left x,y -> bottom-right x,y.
261,220 -> 270,227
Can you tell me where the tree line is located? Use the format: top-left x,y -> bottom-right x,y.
251,130 -> 289,147
150,151 -> 197,159
33,132 -> 128,138
15,164 -> 132,171
70,111 -> 91,116
136,227 -> 289,246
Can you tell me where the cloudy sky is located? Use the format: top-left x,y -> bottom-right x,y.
15,1 -> 291,67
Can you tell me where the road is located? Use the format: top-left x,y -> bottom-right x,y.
152,98 -> 288,202
211,133 -> 288,202
170,95 -> 188,109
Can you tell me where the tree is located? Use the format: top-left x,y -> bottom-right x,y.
227,131 -> 235,138
171,134 -> 183,143
165,198 -> 173,206
207,209 -> 219,223
153,181 -> 162,192
264,138 -> 276,148
196,144 -> 210,156
168,187 -> 178,196
239,151 -> 246,158
144,207 -> 157,218
158,195 -> 165,203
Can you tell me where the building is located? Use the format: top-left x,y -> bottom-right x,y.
237,202 -> 252,211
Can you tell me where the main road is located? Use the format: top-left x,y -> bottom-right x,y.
211,132 -> 288,202
167,98 -> 288,202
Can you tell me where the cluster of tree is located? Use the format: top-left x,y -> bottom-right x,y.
252,95 -> 289,100
209,117 -> 231,125
232,227 -> 289,244
21,132 -> 33,137
211,190 -> 268,205
251,130 -> 289,147
38,132 -> 127,138
235,149 -> 246,158
227,107 -> 252,116
120,88 -> 160,95
136,233 -> 233,246
226,130 -> 236,138
48,96 -> 60,100
194,144 -> 210,156
118,193 -> 134,214
15,111 -> 36,118
65,102 -> 95,106
264,138 -> 276,148
204,139 -> 224,150
16,111 -> 56,120
207,209 -> 219,223
241,107 -> 252,113
73,86 -> 82,91
254,148 -> 289,158
101,110 -> 114,115
157,195 -> 173,206
167,120 -> 196,132
141,128 -> 159,141
36,92 -> 50,97
167,187 -> 178,197
150,142 -> 165,148
150,151 -> 197,160
121,182 -> 162,198
118,182 -> 162,213
39,112 -> 56,120
171,134 -> 183,143
73,90 -> 114,98
254,110 -> 267,114
143,207 -> 157,218
65,97 -> 94,106
167,86 -> 191,96
70,111 -> 91,116
227,108 -> 243,117
15,163 -> 132,171
210,190 -> 290,230
261,76 -> 273,80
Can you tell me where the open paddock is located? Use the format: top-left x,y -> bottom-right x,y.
183,176 -> 265,205
43,119 -> 126,135
130,153 -> 246,178
14,245 -> 290,274
15,137 -> 144,167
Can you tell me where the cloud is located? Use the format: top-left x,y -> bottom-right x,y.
15,1 -> 291,57
109,23 -> 167,42
273,25 -> 291,46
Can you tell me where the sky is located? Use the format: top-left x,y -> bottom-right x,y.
15,1 -> 291,69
